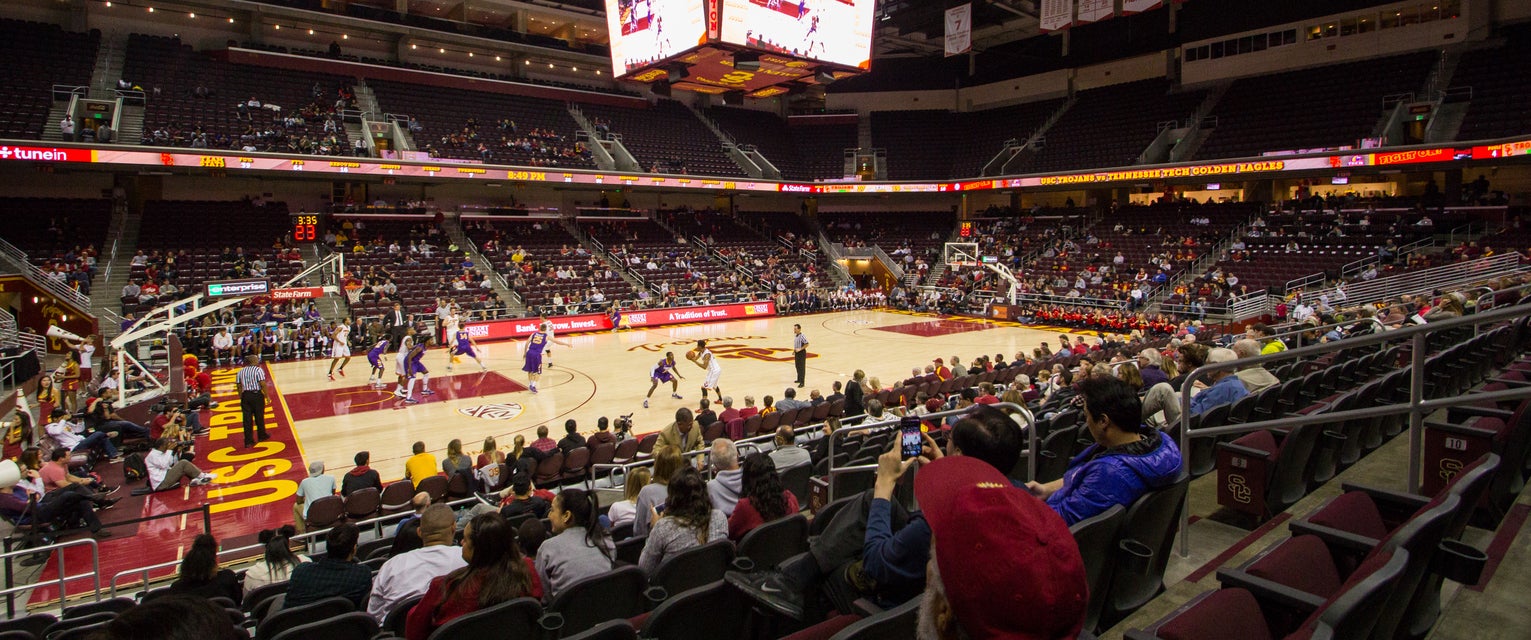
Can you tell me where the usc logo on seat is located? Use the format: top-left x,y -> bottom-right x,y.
1226,475 -> 1252,504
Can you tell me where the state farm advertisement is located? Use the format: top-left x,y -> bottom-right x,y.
462,300 -> 777,342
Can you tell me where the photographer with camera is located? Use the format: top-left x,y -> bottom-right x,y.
146,438 -> 215,491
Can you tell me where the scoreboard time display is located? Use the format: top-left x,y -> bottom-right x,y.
290,213 -> 324,243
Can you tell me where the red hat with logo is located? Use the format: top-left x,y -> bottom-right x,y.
915,456 -> 1087,640
934,358 -> 945,364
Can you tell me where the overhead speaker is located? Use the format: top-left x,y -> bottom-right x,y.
723,90 -> 746,105
651,80 -> 672,97
815,71 -> 837,84
666,64 -> 690,81
733,51 -> 761,71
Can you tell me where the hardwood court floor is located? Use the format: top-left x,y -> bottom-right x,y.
268,309 -> 1096,482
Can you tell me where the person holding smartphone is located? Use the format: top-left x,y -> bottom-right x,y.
734,405 -> 1027,615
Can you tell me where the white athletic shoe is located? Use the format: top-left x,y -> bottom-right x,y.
643,399 -> 649,408
671,393 -> 683,399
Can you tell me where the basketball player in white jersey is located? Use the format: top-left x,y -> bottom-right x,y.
689,339 -> 723,403
327,318 -> 352,380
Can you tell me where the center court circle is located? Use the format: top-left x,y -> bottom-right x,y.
457,403 -> 526,420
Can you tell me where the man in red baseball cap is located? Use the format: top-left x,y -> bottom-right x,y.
915,455 -> 1087,639
933,358 -> 952,381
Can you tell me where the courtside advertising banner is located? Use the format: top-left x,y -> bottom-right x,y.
462,300 -> 778,342
944,4 -> 972,57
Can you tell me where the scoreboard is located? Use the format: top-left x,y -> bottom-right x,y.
605,0 -> 872,98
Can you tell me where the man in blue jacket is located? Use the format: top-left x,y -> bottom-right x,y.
1028,374 -> 1184,526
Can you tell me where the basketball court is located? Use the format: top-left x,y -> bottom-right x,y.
266,308 -> 1091,482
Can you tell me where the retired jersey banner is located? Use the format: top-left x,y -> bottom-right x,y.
1039,0 -> 1074,32
944,4 -> 973,57
1076,0 -> 1115,24
1121,0 -> 1163,14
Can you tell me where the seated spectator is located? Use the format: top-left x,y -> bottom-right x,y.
285,523 -> 372,610
39,447 -> 115,494
606,467 -> 649,531
1136,349 -> 1170,389
744,405 -> 1025,614
341,451 -> 382,497
536,488 -> 615,600
168,534 -> 242,605
634,447 -> 683,537
1028,375 -> 1183,525
499,473 -> 551,520
242,525 -> 307,595
915,456 -> 1087,639
94,594 -> 244,640
1246,322 -> 1287,355
728,454 -> 798,540
739,396 -> 760,420
529,425 -> 558,454
405,512 -> 542,640
0,455 -> 115,537
146,438 -> 214,491
768,426 -> 811,472
638,467 -> 726,576
404,441 -> 438,489
707,439 -> 743,516
1188,348 -> 1249,415
657,408 -> 704,452
1231,339 -> 1280,393
44,408 -> 118,460
441,439 -> 473,477
590,420 -> 622,450
293,461 -> 335,531
557,420 -> 586,454
83,391 -> 152,441
391,492 -> 432,556
775,388 -> 810,412
695,398 -> 718,428
369,504 -> 467,621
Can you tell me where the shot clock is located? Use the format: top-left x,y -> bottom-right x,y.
290,213 -> 324,243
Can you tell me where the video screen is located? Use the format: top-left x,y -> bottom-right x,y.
606,0 -> 708,77
720,0 -> 875,70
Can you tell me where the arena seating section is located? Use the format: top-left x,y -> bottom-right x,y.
578,218 -> 735,297
1022,79 -> 1207,173
328,217 -> 501,318
365,80 -> 594,168
127,201 -> 306,318
462,217 -> 636,314
0,198 -> 112,266
1451,26 -> 1531,142
704,107 -> 857,181
0,20 -> 98,140
1195,51 -> 1437,160
579,100 -> 745,176
820,211 -> 956,262
872,100 -> 1064,180
1198,207 -> 1468,296
1028,204 -> 1248,300
123,35 -> 355,153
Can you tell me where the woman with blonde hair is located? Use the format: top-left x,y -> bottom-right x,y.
633,446 -> 683,537
606,467 -> 650,530
1116,363 -> 1144,391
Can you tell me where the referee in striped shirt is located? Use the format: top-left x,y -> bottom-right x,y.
237,355 -> 269,448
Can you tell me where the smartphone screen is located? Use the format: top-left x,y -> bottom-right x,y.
900,416 -> 923,459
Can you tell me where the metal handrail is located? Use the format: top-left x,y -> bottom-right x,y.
1173,300 -> 1531,556
0,538 -> 100,614
0,237 -> 92,311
